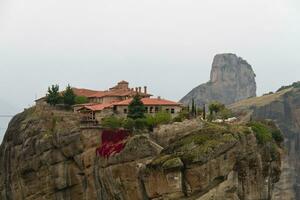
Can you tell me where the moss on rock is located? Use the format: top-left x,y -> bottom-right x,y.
162,157 -> 184,171
149,122 -> 248,167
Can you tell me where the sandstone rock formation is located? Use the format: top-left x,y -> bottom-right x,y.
144,123 -> 281,200
0,104 -> 281,200
180,53 -> 257,106
230,84 -> 300,200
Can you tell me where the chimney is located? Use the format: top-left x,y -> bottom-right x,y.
144,86 -> 147,94
138,87 -> 142,93
158,96 -> 161,100
135,87 -> 138,92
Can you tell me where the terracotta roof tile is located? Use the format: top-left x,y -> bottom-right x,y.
112,98 -> 182,106
72,88 -> 103,97
79,103 -> 113,111
88,90 -> 151,98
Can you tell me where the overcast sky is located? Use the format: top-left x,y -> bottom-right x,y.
0,0 -> 300,142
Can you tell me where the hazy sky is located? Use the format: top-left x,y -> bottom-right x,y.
0,0 -> 300,142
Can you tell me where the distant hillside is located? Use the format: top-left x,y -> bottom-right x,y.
229,88 -> 292,114
229,84 -> 300,199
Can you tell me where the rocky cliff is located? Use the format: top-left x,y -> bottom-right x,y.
180,53 -> 257,106
230,84 -> 300,200
0,105 -> 281,200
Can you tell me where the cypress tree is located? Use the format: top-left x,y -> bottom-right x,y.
46,84 -> 62,106
203,104 -> 206,120
127,94 -> 145,119
63,84 -> 76,106
191,99 -> 196,117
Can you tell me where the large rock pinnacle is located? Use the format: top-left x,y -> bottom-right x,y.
180,53 -> 257,106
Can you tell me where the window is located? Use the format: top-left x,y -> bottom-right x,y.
150,107 -> 153,113
113,106 -> 117,112
92,112 -> 96,120
155,107 -> 159,113
171,108 -> 175,114
124,109 -> 127,114
166,108 -> 169,113
145,107 -> 149,113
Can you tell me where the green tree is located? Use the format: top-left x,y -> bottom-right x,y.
208,102 -> 225,115
63,85 -> 76,106
46,84 -> 62,106
191,99 -> 196,117
203,104 -> 206,120
127,95 -> 145,119
75,96 -> 89,104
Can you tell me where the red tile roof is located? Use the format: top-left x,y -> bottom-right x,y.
88,90 -> 151,98
87,91 -> 108,98
78,103 -> 113,111
36,82 -> 151,102
72,88 -> 103,97
73,103 -> 96,107
112,98 -> 182,106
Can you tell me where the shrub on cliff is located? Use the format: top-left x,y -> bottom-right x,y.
146,111 -> 172,131
262,120 -> 284,144
122,118 -> 135,131
134,118 -> 148,130
271,129 -> 284,144
173,108 -> 190,122
101,116 -> 124,130
248,120 -> 283,145
248,122 -> 272,144
219,108 -> 233,121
